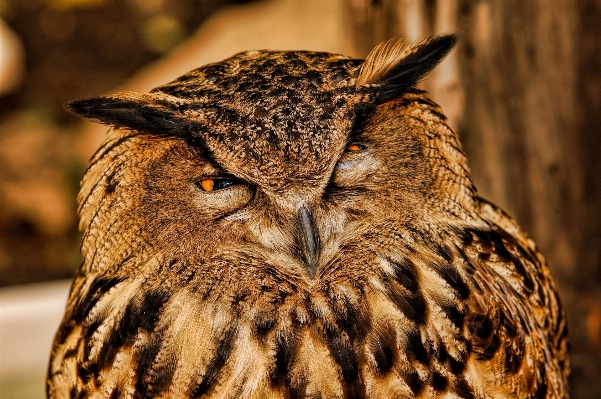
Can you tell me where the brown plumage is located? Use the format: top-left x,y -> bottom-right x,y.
48,35 -> 569,398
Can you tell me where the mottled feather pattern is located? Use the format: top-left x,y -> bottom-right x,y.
49,35 -> 568,398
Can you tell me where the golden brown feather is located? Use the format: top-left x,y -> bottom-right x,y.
48,35 -> 569,399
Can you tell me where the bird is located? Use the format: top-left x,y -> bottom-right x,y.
47,34 -> 569,398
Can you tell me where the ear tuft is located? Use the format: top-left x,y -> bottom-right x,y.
357,34 -> 457,102
65,92 -> 194,135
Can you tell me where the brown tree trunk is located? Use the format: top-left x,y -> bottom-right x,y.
346,1 -> 601,397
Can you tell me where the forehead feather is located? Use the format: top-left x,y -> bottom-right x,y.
152,51 -> 366,189
154,50 -> 363,101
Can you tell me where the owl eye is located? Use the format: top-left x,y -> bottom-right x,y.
346,143 -> 366,152
193,175 -> 253,216
198,177 -> 239,192
333,141 -> 378,186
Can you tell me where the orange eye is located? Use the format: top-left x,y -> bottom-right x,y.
198,178 -> 238,192
346,143 -> 365,152
200,178 -> 214,192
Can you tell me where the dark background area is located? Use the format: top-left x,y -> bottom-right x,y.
0,1 -> 599,398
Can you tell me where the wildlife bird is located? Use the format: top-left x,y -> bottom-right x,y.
48,35 -> 569,398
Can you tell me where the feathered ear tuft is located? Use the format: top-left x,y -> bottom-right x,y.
357,34 -> 457,103
65,91 -> 195,135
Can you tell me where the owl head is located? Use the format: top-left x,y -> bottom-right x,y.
68,35 -> 475,282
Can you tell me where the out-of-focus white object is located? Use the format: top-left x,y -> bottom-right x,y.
0,280 -> 70,399
0,18 -> 24,95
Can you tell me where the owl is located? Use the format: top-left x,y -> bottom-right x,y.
48,35 -> 569,398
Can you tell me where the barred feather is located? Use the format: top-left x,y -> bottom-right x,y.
48,36 -> 569,399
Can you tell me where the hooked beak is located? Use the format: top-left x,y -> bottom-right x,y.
297,206 -> 320,278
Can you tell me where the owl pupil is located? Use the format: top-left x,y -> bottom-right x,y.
214,179 -> 235,190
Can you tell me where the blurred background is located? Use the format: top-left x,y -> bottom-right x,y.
0,0 -> 599,398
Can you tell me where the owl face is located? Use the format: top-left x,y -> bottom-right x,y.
72,36 -> 472,286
